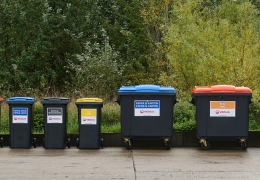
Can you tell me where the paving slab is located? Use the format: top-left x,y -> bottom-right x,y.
0,147 -> 260,180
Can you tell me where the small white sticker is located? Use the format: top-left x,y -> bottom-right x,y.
134,100 -> 160,116
13,108 -> 28,123
81,109 -> 97,125
47,108 -> 63,123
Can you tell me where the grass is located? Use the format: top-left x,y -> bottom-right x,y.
1,99 -> 260,133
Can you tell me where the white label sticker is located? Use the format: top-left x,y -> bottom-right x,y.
210,101 -> 236,117
81,109 -> 97,125
134,100 -> 160,116
13,108 -> 28,123
47,108 -> 63,123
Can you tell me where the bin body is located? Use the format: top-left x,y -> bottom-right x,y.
41,97 -> 69,149
191,85 -> 252,141
75,98 -> 103,149
7,97 -> 36,149
118,85 -> 177,141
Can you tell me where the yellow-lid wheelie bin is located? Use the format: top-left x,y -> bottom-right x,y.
75,98 -> 103,149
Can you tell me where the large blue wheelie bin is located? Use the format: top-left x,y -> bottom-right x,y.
116,84 -> 177,150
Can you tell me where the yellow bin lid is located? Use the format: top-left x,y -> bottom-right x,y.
76,98 -> 103,102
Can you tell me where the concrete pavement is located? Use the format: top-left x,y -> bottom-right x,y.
0,147 -> 260,180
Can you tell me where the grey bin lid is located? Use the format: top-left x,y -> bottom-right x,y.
41,97 -> 69,104
43,97 -> 69,101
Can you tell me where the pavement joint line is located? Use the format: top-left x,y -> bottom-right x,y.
131,150 -> 137,180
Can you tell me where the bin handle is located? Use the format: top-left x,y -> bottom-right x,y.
114,99 -> 120,105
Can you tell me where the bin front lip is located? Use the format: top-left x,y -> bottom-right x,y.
41,100 -> 69,105
6,100 -> 36,104
118,92 -> 176,95
75,102 -> 103,106
192,93 -> 252,96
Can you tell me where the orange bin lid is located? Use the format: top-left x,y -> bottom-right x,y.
0,98 -> 3,101
191,85 -> 252,93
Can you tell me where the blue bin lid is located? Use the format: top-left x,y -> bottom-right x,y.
7,97 -> 36,102
118,84 -> 176,93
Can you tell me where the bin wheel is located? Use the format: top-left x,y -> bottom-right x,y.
241,141 -> 247,150
76,138 -> 79,149
100,138 -> 104,149
32,138 -> 37,148
165,142 -> 171,150
0,137 -> 3,148
200,140 -> 210,150
125,140 -> 132,150
43,138 -> 45,148
67,138 -> 71,149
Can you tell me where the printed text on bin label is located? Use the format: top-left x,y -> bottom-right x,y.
13,108 -> 28,123
134,100 -> 160,116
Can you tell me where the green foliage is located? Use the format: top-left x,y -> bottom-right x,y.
0,0 -> 166,96
0,106 -> 9,133
164,0 -> 260,93
173,101 -> 197,131
67,111 -> 78,133
101,122 -> 121,133
101,102 -> 120,124
33,102 -> 44,132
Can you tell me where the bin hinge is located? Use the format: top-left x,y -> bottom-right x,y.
199,139 -> 207,147
124,138 -> 131,146
240,139 -> 247,146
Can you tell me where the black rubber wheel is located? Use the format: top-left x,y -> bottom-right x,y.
76,138 -> 79,149
165,142 -> 171,150
0,137 -> 3,148
125,140 -> 133,150
241,142 -> 247,150
33,138 -> 37,148
201,141 -> 211,150
67,138 -> 71,149
100,138 -> 104,149
43,138 -> 45,148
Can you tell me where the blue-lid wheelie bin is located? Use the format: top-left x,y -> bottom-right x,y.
75,98 -> 104,149
7,97 -> 37,149
0,98 -> 3,147
190,85 -> 252,150
116,84 -> 177,150
41,97 -> 70,149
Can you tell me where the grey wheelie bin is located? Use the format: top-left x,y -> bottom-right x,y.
116,84 -> 177,150
75,98 -> 103,149
0,97 -> 3,147
7,97 -> 37,149
190,85 -> 252,150
41,97 -> 70,149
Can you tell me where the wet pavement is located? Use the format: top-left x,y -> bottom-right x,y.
0,147 -> 260,180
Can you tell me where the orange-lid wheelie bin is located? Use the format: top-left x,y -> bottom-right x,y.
190,85 -> 252,150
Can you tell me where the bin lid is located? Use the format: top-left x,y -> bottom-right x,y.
191,85 -> 252,93
118,84 -> 176,93
0,98 -> 3,101
42,97 -> 69,101
76,98 -> 103,102
7,97 -> 36,101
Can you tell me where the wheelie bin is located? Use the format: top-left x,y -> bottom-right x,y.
116,84 -> 177,150
190,85 -> 252,150
41,97 -> 70,149
0,98 -> 3,147
7,97 -> 37,149
75,98 -> 103,149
